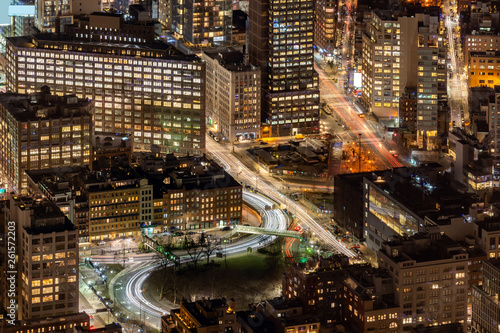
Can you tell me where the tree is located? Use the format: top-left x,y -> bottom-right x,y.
184,236 -> 205,269
201,236 -> 222,265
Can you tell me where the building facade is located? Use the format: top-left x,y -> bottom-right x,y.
416,22 -> 447,150
361,12 -> 419,119
282,256 -> 353,325
363,176 -> 424,251
35,0 -> 73,33
471,259 -> 500,333
468,51 -> 500,88
378,233 -> 469,331
249,0 -> 320,137
171,0 -> 232,47
7,196 -> 79,320
464,35 -> 500,64
202,49 -> 261,141
362,11 -> 444,123
0,89 -> 92,194
314,0 -> 337,57
5,13 -> 206,155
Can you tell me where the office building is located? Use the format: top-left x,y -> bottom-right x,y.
468,51 -> 500,88
363,168 -> 475,251
314,0 -> 337,57
471,259 -> 500,333
249,0 -> 320,137
202,49 -> 261,141
171,0 -> 232,47
167,298 -> 238,333
416,20 -> 447,151
6,12 -> 206,155
0,88 -> 92,195
35,0 -> 73,33
7,196 -> 79,320
378,232 -> 469,331
363,174 -> 424,251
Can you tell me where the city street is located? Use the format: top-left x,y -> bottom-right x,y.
444,0 -> 469,127
316,64 -> 407,170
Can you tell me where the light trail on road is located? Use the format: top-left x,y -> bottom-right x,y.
122,191 -> 290,321
207,137 -> 356,258
316,64 -> 404,169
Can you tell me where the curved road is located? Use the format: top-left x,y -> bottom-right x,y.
112,191 -> 289,327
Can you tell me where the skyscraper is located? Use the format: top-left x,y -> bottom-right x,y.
250,0 -> 320,137
416,19 -> 447,150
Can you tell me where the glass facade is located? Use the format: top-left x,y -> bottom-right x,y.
368,185 -> 419,236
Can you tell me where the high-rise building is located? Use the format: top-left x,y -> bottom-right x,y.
249,0 -> 320,137
10,0 -> 36,37
202,49 -> 261,141
378,232 -> 469,331
362,10 -> 445,126
171,0 -> 232,47
488,86 -> 500,164
314,0 -> 337,57
361,11 -> 420,119
35,0 -> 73,33
416,19 -> 447,150
5,13 -> 206,155
158,0 -> 171,31
471,259 -> 500,333
7,196 -> 79,320
0,88 -> 92,194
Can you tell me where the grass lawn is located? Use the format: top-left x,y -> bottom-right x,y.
146,252 -> 285,310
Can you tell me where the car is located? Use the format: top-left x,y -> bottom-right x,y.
98,241 -> 106,246
260,141 -> 268,145
222,226 -> 231,231
392,153 -> 399,157
173,232 -> 184,236
187,231 -> 196,235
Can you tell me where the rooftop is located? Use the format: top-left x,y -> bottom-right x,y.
379,232 -> 468,264
0,89 -> 92,122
